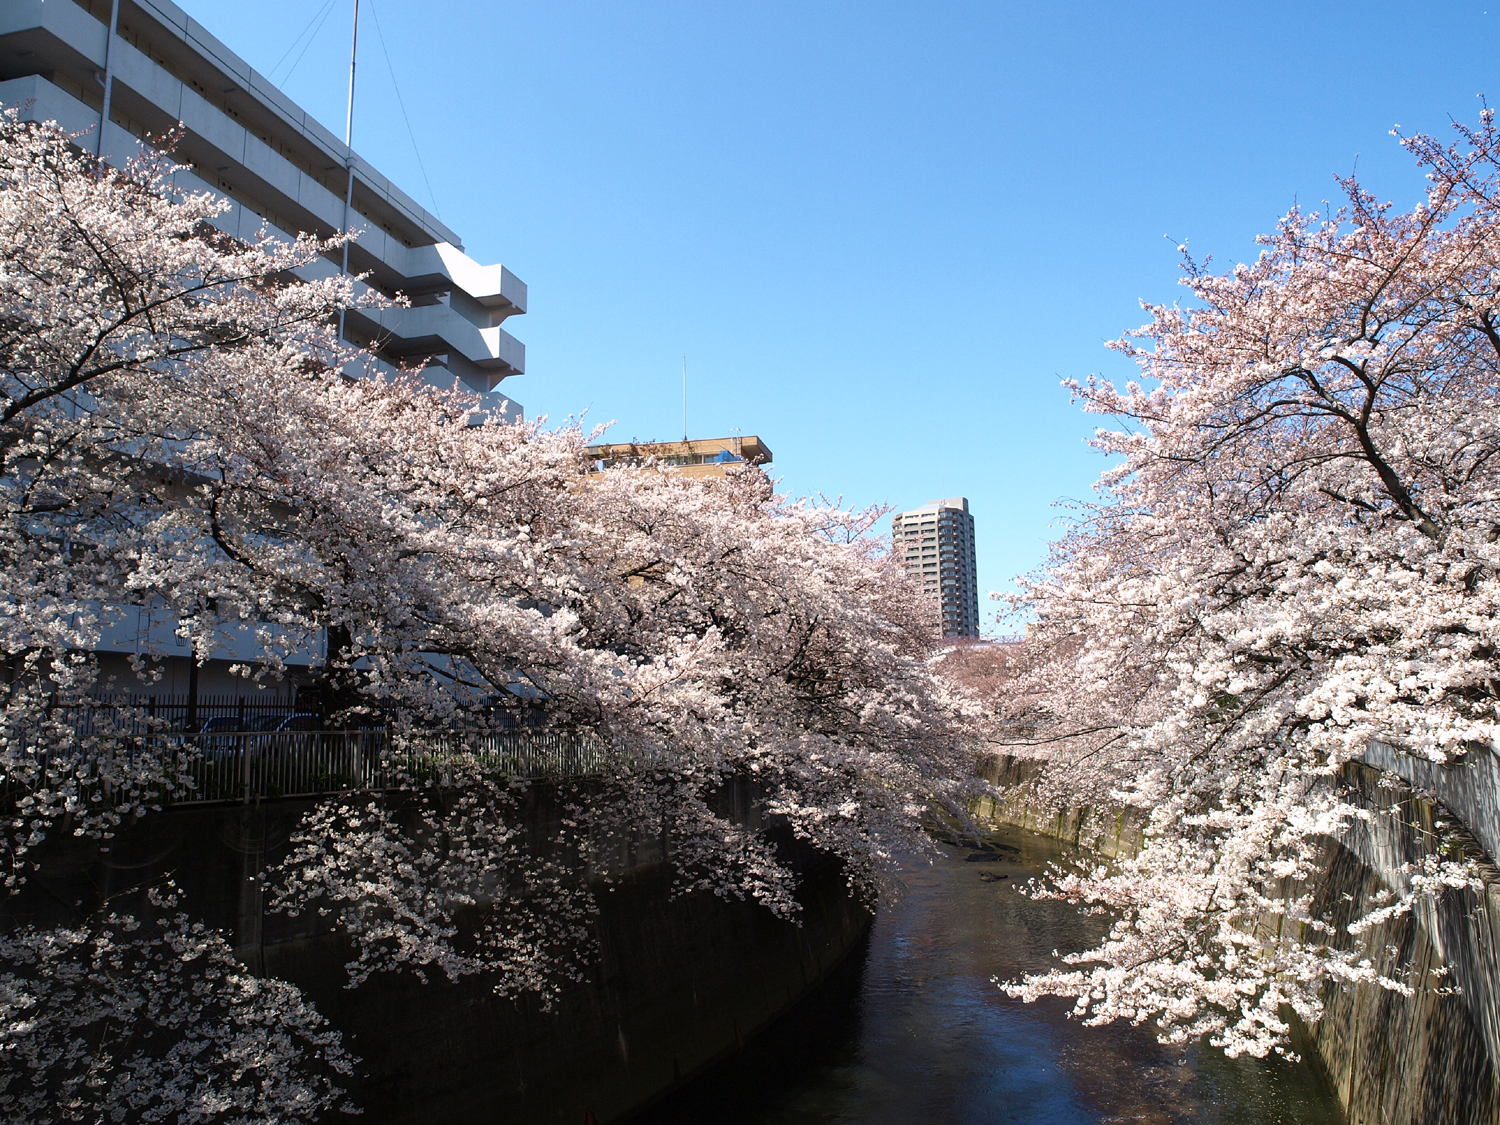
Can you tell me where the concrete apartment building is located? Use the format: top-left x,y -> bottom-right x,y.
0,0 -> 528,699
892,499 -> 980,639
586,436 -> 773,481
0,0 -> 526,418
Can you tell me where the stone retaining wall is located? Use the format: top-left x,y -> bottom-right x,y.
973,747 -> 1500,1125
9,783 -> 871,1124
972,753 -> 1145,860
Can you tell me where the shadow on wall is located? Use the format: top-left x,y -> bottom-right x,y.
8,783 -> 872,1125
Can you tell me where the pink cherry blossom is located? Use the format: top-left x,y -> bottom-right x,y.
0,110 -> 979,1113
985,112 -> 1500,1059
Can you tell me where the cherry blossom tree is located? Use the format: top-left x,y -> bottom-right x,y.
266,466 -> 979,1001
0,106 -> 376,876
0,108 -> 385,1122
0,885 -> 357,1124
0,110 -> 978,1115
988,112 -> 1500,1058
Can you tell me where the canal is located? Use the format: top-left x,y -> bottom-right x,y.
634,825 -> 1342,1124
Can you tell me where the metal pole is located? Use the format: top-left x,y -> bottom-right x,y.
338,0 -> 360,345
186,654 -> 199,732
97,0 -> 120,159
343,0 -> 360,153
682,356 -> 687,442
239,695 -> 251,804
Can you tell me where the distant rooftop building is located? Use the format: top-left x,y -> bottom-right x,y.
892,498 -> 980,639
586,435 -> 772,480
0,0 -> 527,420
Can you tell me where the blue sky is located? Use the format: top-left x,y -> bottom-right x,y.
180,0 -> 1500,630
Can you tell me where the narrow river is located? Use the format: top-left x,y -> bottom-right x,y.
636,826 -> 1343,1124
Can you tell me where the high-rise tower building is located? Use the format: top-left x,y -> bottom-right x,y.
892,498 -> 980,639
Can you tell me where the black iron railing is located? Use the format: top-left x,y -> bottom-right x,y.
60,692 -> 298,737
38,728 -> 607,806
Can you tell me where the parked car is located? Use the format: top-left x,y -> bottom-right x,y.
181,714 -> 318,760
270,713 -> 321,734
245,713 -> 321,758
187,715 -> 246,761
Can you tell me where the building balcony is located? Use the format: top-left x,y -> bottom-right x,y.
0,1 -> 527,366
0,70 -> 526,391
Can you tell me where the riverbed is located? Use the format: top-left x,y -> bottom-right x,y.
634,825 -> 1343,1124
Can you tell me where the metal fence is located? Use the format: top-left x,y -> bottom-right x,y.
120,727 -> 608,805
28,695 -> 609,806
61,693 -> 298,737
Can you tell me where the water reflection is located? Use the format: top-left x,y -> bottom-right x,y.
635,827 -> 1342,1125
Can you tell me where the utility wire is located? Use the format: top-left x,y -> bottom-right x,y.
266,0 -> 333,81
365,0 -> 443,220
276,0 -> 340,89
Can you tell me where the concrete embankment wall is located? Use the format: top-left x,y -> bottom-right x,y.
10,784 -> 871,1124
972,753 -> 1145,860
973,748 -> 1500,1125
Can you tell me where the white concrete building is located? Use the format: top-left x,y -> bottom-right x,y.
0,0 -> 529,700
892,498 -> 980,639
0,0 -> 526,420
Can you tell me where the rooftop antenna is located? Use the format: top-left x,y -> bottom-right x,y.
682,356 -> 688,442
337,0 -> 361,346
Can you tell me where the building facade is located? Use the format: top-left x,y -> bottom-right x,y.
586,436 -> 772,481
0,0 -> 528,698
0,0 -> 526,419
892,498 -> 980,639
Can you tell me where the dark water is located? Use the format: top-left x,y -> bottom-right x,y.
634,828 -> 1343,1125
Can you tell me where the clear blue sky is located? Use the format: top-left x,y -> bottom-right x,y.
180,0 -> 1499,631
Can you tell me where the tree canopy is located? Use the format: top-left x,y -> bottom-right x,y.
991,113 -> 1500,1058
0,111 -> 974,1119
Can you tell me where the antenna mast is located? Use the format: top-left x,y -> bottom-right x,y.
98,0 -> 120,159
682,356 -> 688,442
337,0 -> 361,345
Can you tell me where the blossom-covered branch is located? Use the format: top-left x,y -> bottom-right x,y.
985,111 -> 1500,1058
0,886 -> 356,1124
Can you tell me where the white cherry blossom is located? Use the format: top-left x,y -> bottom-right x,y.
983,112 -> 1500,1059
